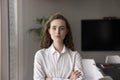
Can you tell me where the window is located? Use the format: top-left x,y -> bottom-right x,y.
1,0 -> 22,80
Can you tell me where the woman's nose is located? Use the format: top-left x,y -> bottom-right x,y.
56,28 -> 60,34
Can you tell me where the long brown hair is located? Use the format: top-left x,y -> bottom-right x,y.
40,13 -> 75,51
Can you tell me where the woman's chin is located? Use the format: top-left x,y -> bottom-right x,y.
54,39 -> 63,42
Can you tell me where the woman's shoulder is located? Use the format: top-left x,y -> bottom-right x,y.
68,48 -> 79,53
68,48 -> 80,55
34,48 -> 47,57
67,49 -> 82,60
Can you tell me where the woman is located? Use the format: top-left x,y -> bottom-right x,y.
34,13 -> 84,80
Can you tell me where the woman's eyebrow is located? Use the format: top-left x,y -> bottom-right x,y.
60,26 -> 65,27
51,25 -> 56,27
51,25 -> 65,28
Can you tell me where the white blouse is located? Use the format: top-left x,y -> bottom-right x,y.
34,44 -> 84,80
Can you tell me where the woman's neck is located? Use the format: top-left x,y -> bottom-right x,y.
53,42 -> 64,53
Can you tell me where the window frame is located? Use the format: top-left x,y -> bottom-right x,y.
0,0 -> 1,79
1,0 -> 24,79
1,0 -> 9,80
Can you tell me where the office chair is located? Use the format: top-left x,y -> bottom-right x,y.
105,55 -> 120,64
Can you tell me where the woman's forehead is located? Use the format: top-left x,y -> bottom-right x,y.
50,19 -> 66,25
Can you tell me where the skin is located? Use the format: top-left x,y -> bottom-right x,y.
47,19 -> 81,80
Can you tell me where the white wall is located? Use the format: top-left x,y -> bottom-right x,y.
21,0 -> 120,80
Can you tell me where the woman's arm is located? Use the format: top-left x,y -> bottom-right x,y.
73,52 -> 84,80
46,52 -> 84,80
68,70 -> 82,80
33,51 -> 46,80
46,77 -> 69,80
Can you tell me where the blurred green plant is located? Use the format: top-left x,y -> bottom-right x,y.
29,17 -> 48,39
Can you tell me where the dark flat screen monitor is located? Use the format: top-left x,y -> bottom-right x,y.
81,19 -> 120,51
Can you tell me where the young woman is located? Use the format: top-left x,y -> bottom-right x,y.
34,13 -> 84,80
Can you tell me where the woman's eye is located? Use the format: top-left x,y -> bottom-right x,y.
52,27 -> 56,30
61,27 -> 65,30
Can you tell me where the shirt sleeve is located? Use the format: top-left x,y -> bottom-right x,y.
52,78 -> 69,80
33,51 -> 46,80
74,52 -> 84,80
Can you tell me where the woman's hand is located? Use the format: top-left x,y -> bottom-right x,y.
69,70 -> 81,80
46,77 -> 52,80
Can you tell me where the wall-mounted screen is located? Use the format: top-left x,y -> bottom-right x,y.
81,19 -> 120,51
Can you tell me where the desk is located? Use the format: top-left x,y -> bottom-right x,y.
97,64 -> 120,80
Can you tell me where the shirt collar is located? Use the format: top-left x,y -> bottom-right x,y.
48,44 -> 67,55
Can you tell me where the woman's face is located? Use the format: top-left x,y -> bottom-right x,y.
49,19 -> 68,43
